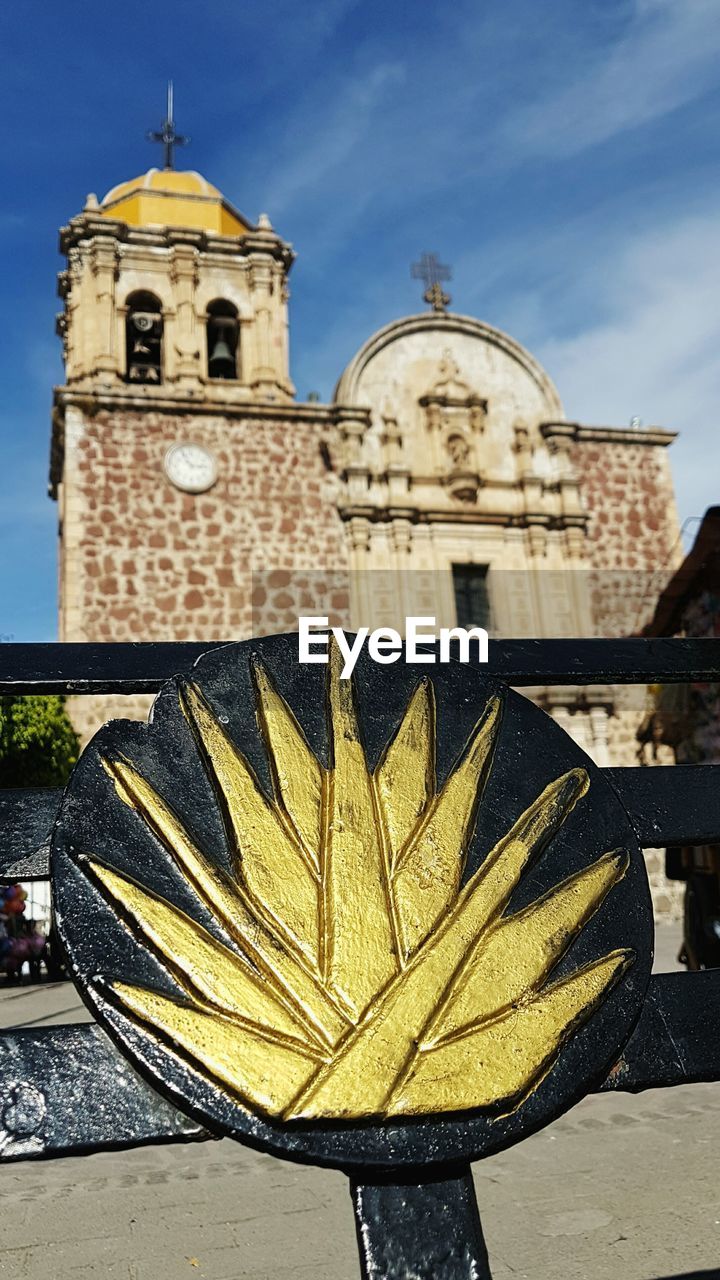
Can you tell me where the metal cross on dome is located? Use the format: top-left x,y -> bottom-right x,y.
411,252 -> 452,313
147,81 -> 189,171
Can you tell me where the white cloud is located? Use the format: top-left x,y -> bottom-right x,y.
254,61 -> 406,219
502,0 -> 720,158
533,209 -> 720,524
248,0 -> 720,218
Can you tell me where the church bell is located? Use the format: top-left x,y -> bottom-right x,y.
127,307 -> 162,382
208,317 -> 238,379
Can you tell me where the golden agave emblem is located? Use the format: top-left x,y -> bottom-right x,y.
85,644 -> 632,1123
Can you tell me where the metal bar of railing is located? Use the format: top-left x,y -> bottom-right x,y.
4,765 -> 720,879
3,637 -> 720,693
0,973 -> 708,1163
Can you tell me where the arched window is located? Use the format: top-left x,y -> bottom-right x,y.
126,291 -> 163,384
206,299 -> 239,380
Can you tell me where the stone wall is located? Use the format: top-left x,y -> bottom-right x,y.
61,405 -> 349,640
570,430 -> 684,920
60,403 -> 350,740
572,431 -> 681,637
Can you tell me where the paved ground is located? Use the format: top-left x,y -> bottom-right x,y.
0,924 -> 717,1280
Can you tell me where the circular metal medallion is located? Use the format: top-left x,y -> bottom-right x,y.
51,635 -> 652,1171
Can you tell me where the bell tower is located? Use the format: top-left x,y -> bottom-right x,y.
53,85 -> 294,402
50,102 -> 349,738
53,180 -> 294,402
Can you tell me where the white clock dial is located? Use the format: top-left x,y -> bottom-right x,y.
164,443 -> 218,494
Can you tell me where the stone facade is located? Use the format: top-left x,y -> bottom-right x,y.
570,426 -> 684,919
56,195 -> 293,402
57,396 -> 350,744
57,401 -> 348,644
332,316 -> 587,640
570,427 -> 681,638
50,167 -> 685,917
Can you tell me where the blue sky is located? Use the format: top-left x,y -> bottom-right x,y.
1,0 -> 719,640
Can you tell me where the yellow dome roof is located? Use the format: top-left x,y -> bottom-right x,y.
99,168 -> 250,236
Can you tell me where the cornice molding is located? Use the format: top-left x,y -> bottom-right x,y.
58,214 -> 295,270
336,504 -> 590,530
53,385 -> 333,422
541,421 -> 677,448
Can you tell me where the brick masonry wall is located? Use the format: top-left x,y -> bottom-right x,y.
572,435 -> 684,920
61,405 -> 351,740
572,437 -> 680,638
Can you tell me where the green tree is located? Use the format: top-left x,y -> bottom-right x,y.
0,696 -> 79,787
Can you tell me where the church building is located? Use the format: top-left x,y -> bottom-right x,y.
48,136 -> 683,913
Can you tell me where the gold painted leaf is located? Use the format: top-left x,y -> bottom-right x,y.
104,756 -> 348,1048
427,848 -> 629,1045
252,660 -> 323,865
104,756 -> 250,939
180,680 -> 320,965
110,981 -> 321,1116
375,680 -> 435,867
325,643 -> 398,1017
389,951 -> 632,1116
86,858 -> 317,1047
287,769 -> 594,1121
391,694 -> 503,959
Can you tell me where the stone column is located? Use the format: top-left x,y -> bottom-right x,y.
383,414 -> 411,505
335,410 -> 372,505
589,702 -> 611,768
89,240 -> 118,376
248,256 -> 276,394
348,516 -> 371,629
542,422 -> 589,555
169,243 -> 200,386
274,262 -> 294,396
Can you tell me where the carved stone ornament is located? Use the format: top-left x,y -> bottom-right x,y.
513,419 -> 531,457
442,430 -> 481,502
419,352 -> 487,432
55,313 -> 69,360
52,635 -> 651,1172
380,402 -> 403,468
419,353 -> 487,502
444,471 -> 482,504
446,433 -> 471,467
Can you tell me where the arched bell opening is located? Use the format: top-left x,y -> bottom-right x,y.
206,299 -> 239,380
125,291 -> 163,384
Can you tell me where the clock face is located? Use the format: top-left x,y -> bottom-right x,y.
164,443 -> 218,494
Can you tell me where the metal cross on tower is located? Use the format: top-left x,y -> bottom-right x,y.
147,81 -> 189,170
411,252 -> 452,313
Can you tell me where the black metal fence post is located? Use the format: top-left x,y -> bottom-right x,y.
350,1166 -> 492,1279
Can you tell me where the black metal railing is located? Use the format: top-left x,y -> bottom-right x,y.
2,636 -> 719,1280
